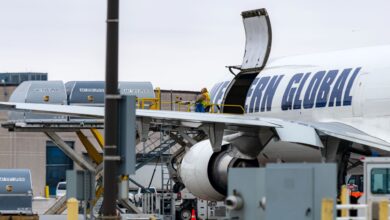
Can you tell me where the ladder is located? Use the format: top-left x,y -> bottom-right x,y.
161,162 -> 174,219
136,138 -> 176,170
94,197 -> 103,215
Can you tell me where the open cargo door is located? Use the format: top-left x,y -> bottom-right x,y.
222,8 -> 272,114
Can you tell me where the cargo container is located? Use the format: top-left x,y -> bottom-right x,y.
0,169 -> 33,215
8,81 -> 67,121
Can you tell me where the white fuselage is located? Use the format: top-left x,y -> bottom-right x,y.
211,45 -> 390,162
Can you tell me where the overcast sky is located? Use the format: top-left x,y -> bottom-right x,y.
1,0 -> 389,90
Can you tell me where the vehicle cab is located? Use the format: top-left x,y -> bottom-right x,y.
362,157 -> 390,203
352,157 -> 390,218
56,181 -> 66,198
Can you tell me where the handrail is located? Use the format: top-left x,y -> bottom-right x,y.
136,95 -> 246,114
329,200 -> 390,220
209,104 -> 246,114
336,217 -> 366,220
185,103 -> 246,114
336,204 -> 367,209
137,98 -> 161,110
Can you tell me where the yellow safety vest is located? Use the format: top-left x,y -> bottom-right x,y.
201,92 -> 210,107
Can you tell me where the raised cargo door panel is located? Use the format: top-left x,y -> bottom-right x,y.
222,8 -> 272,114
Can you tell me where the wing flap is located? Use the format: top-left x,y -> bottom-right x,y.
272,120 -> 324,148
307,121 -> 390,154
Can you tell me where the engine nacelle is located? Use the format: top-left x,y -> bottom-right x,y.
180,140 -> 258,201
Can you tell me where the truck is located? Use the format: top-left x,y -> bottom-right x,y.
348,157 -> 390,218
361,157 -> 390,203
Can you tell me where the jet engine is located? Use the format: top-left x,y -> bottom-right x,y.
179,140 -> 259,201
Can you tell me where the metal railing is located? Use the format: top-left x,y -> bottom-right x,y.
136,88 -> 246,114
136,98 -> 246,114
322,199 -> 390,220
207,103 -> 246,114
321,185 -> 390,220
142,193 -> 158,214
137,98 -> 161,110
336,204 -> 368,220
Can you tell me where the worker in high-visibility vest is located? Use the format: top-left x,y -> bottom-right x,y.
195,88 -> 210,112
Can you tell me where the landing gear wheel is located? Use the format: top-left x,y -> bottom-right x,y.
180,209 -> 191,220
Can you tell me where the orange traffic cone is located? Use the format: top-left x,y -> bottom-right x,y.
191,208 -> 196,220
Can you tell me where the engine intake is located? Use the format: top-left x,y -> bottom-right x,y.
180,140 -> 258,201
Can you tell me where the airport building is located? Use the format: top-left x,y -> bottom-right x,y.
0,72 -> 198,196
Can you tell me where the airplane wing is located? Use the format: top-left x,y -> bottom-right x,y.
292,120 -> 390,155
0,102 -> 278,127
0,102 -> 389,155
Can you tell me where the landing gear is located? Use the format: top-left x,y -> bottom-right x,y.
176,199 -> 196,220
322,137 -> 352,193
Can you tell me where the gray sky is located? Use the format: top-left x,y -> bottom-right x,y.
1,0 -> 390,90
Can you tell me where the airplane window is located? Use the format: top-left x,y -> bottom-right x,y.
371,168 -> 390,194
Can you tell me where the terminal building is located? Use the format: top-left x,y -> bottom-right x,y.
0,72 -> 198,196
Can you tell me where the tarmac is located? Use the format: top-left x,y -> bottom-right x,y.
32,197 -> 57,215
32,197 -> 85,219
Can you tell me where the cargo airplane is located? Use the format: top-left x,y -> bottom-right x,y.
1,9 -> 390,201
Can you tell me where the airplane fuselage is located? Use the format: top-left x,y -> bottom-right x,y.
211,45 -> 390,145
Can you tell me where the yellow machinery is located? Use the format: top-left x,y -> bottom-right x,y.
137,87 -> 161,110
136,87 -> 246,114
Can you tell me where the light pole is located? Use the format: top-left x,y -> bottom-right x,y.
101,0 -> 120,218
